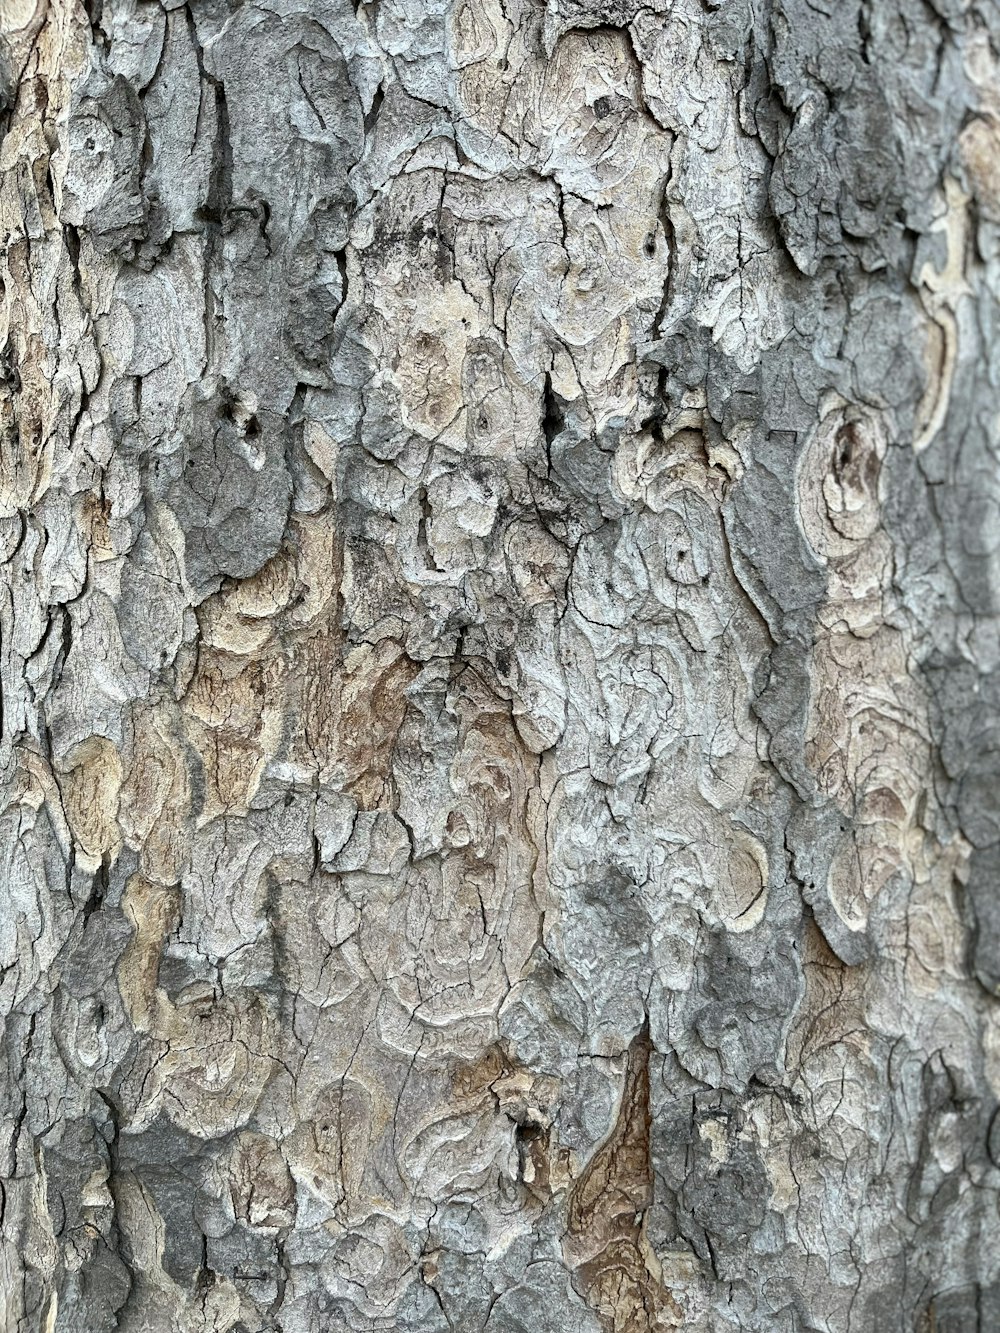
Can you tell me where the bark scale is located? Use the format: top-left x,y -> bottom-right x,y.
2,1 -> 1000,1330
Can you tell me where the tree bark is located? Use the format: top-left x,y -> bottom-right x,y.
2,0 -> 1000,1329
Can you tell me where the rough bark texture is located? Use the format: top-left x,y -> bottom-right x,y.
2,0 -> 1000,1329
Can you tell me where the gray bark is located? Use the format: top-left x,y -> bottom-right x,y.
2,0 -> 1000,1329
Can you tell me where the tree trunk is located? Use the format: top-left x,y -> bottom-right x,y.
2,0 -> 1000,1329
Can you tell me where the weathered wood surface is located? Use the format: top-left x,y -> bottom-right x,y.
2,0 -> 1000,1329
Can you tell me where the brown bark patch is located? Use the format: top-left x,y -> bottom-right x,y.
564,1027 -> 684,1331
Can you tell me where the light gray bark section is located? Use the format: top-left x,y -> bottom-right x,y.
2,0 -> 1000,1330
